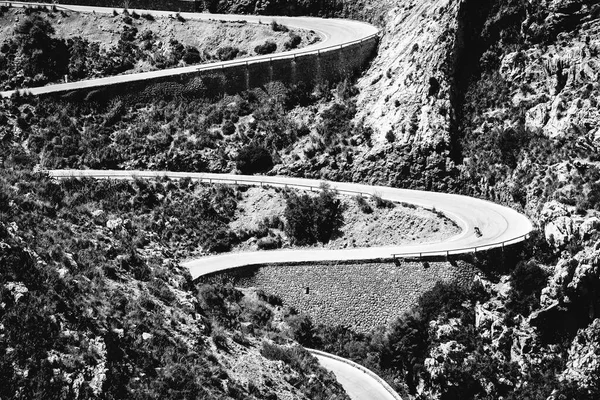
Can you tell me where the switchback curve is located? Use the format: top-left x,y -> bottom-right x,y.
48,169 -> 533,400
0,2 -> 380,98
48,170 -> 534,278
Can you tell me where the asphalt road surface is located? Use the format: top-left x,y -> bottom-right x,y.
314,353 -> 399,400
1,2 -> 379,98
48,170 -> 534,279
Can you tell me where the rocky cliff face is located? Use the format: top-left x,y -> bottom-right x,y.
341,0 -> 600,396
355,0 -> 457,149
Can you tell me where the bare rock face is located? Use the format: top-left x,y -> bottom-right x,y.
545,216 -> 579,248
561,318 -> 600,390
424,340 -> 466,382
506,6 -> 600,141
540,201 -> 582,248
355,0 -> 457,149
540,242 -> 600,318
580,217 -> 600,239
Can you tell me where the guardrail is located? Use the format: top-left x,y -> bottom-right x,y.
3,2 -> 380,98
48,170 -> 532,258
307,348 -> 403,400
390,233 -> 531,259
195,32 -> 380,71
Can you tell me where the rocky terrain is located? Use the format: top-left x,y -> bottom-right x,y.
1,0 -> 600,399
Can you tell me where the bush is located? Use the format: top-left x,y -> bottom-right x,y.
221,120 -> 236,136
212,330 -> 228,350
385,129 -> 396,143
204,228 -> 237,253
183,46 -> 202,64
506,261 -> 547,318
257,235 -> 281,250
372,193 -> 395,208
236,144 -> 274,174
255,41 -> 277,55
260,342 -> 295,364
257,290 -> 283,307
284,33 -> 302,50
216,46 -> 239,61
284,184 -> 343,245
270,21 -> 289,32
355,194 -> 373,214
141,12 -> 154,21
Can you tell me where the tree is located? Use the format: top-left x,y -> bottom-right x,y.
284,184 -> 343,245
236,143 -> 273,174
13,15 -> 69,82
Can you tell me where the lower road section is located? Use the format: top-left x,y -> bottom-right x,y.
47,168 -> 534,400
310,350 -> 401,400
48,170 -> 534,279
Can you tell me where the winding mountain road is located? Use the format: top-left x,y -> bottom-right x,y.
4,3 -> 533,398
49,170 -> 534,279
49,169 -> 533,400
0,2 -> 379,98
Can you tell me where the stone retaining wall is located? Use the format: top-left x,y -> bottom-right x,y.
53,37 -> 378,103
199,259 -> 480,333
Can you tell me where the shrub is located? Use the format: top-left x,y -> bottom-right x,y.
270,21 -> 289,32
236,144 -> 274,174
257,235 -> 281,250
385,129 -> 396,143
204,228 -> 237,253
354,194 -> 373,214
232,332 -> 251,346
257,290 -> 283,307
260,342 -> 294,364
183,46 -> 202,64
221,120 -> 236,136
141,12 -> 154,21
212,330 -> 228,351
216,46 -> 239,61
255,41 -> 277,55
284,184 -> 343,245
372,193 -> 395,208
284,33 -> 302,50
506,261 -> 547,317
248,303 -> 273,326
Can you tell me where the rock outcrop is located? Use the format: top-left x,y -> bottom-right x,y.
355,0 -> 458,149
561,318 -> 600,390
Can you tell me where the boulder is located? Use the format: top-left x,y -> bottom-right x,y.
540,200 -> 571,224
579,217 -> 600,239
561,318 -> 600,389
545,215 -> 577,248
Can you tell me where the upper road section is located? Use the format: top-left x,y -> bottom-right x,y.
0,2 -> 380,98
48,170 -> 535,279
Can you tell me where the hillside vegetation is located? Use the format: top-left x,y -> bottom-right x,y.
0,171 -> 350,399
0,5 -> 317,89
2,0 -> 600,399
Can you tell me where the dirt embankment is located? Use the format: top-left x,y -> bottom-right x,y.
0,6 -> 319,78
229,186 -> 461,252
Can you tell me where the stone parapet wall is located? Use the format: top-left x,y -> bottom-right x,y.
200,259 -> 479,333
